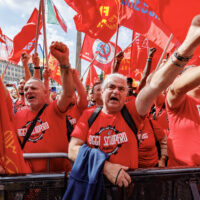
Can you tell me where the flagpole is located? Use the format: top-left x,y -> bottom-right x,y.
112,2 -> 121,73
155,33 -> 173,70
35,0 -> 42,53
41,0 -> 49,68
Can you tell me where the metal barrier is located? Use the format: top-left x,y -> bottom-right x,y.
23,152 -> 71,173
0,173 -> 66,200
0,153 -> 70,200
1,152 -> 200,200
105,167 -> 200,200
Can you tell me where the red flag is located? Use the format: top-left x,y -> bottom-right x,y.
52,1 -> 67,32
143,0 -> 200,56
9,8 -> 42,64
85,65 -> 99,87
119,0 -> 180,51
0,34 -> 13,61
0,78 -> 31,174
80,34 -> 122,71
118,32 -> 164,80
64,0 -> 118,43
48,53 -> 61,85
143,0 -> 200,43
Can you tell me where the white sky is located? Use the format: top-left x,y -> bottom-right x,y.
0,0 -> 132,80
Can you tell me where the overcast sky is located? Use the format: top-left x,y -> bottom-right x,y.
0,0 -> 132,80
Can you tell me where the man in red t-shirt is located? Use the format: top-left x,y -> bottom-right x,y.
69,14 -> 200,187
13,41 -> 74,173
166,65 -> 200,167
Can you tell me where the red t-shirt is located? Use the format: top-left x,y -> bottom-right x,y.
154,94 -> 169,136
71,99 -> 143,169
66,104 -> 81,128
14,100 -> 71,173
138,118 -> 160,168
14,98 -> 28,112
166,95 -> 200,166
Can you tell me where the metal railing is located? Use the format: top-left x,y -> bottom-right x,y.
1,153 -> 200,199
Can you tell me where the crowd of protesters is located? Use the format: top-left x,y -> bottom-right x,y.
0,14 -> 200,195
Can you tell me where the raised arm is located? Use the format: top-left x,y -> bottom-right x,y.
167,66 -> 200,109
138,47 -> 156,91
32,52 -> 41,79
113,51 -> 124,73
135,14 -> 200,116
42,67 -> 51,103
50,41 -> 74,113
21,52 -> 31,81
72,69 -> 87,113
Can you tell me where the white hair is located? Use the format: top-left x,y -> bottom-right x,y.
101,73 -> 128,91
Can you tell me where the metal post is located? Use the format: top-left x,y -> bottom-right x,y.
76,31 -> 82,76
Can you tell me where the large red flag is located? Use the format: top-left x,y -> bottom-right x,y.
64,0 -> 118,43
143,0 -> 200,56
143,0 -> 200,43
85,65 -> 99,87
9,8 -> 42,64
80,34 -> 122,71
0,78 -> 31,174
119,0 -> 180,51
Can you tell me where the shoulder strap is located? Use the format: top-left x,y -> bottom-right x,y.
88,106 -> 103,128
120,105 -> 139,146
21,104 -> 48,149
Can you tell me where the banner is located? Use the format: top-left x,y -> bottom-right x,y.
119,0 -> 180,52
0,78 -> 31,174
80,34 -> 122,72
48,53 -> 61,85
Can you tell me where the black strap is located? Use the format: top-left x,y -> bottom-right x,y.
88,105 -> 139,146
88,106 -> 102,128
21,104 -> 48,149
66,117 -> 74,141
120,105 -> 139,146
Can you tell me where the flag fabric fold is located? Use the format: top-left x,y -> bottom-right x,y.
0,78 -> 31,174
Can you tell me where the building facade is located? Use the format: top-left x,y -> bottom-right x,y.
0,60 -> 24,83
